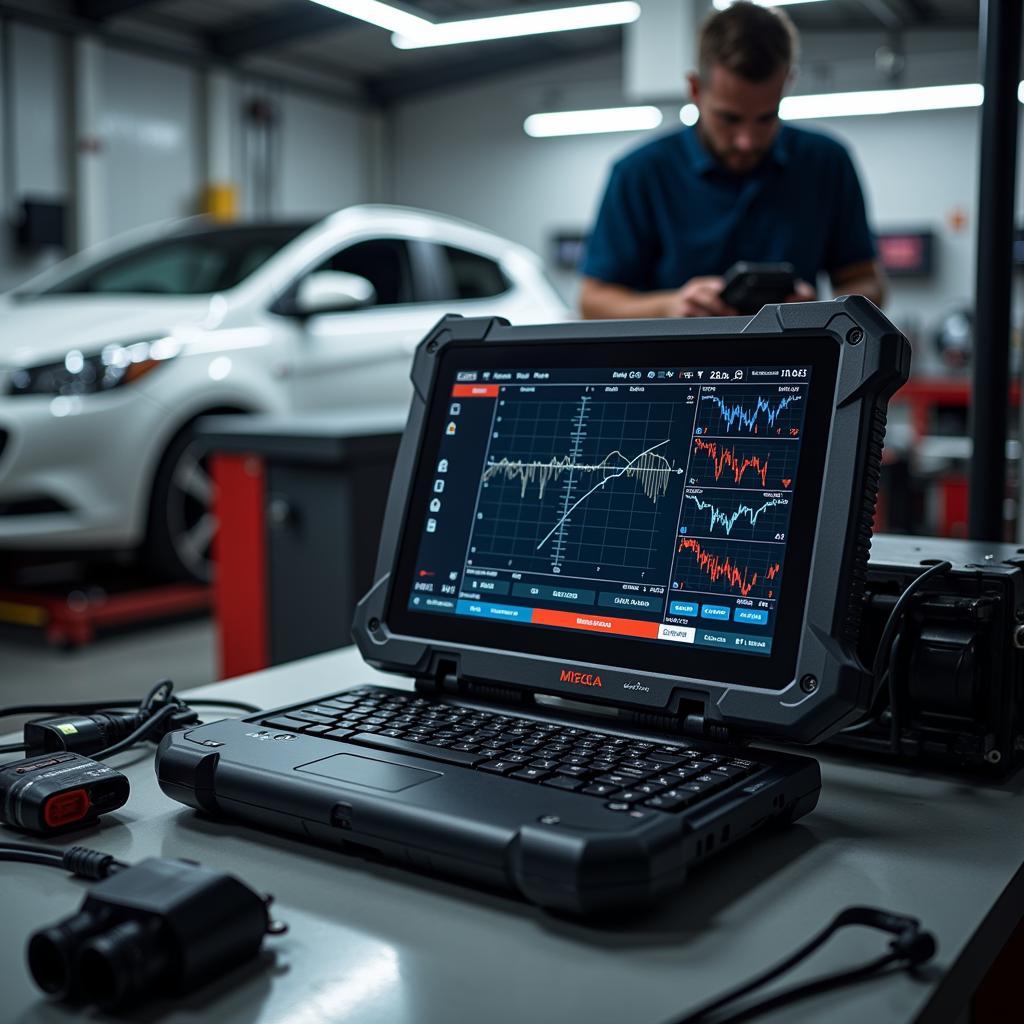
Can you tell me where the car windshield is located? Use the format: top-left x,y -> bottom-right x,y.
31,223 -> 313,296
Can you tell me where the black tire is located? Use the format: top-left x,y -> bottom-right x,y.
144,427 -> 216,583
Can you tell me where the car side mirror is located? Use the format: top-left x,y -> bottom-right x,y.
293,271 -> 376,316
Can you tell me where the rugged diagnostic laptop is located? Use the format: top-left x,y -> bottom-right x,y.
157,297 -> 909,916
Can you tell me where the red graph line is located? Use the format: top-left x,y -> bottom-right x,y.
677,537 -> 781,598
693,437 -> 770,488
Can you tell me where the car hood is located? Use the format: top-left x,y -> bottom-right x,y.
0,294 -> 215,366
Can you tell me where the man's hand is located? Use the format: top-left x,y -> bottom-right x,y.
784,280 -> 817,303
668,277 -> 739,317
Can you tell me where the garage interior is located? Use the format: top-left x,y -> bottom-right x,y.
2,1 -> 1024,1022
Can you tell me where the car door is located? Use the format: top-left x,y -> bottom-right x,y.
285,236 -> 444,413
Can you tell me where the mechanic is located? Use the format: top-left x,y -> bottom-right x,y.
579,1 -> 886,319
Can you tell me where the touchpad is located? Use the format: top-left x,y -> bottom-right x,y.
295,753 -> 442,792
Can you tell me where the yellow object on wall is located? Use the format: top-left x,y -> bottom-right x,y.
202,183 -> 240,221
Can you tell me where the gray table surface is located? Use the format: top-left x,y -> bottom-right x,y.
4,645 -> 1024,1024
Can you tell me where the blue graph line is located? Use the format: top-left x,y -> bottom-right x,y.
685,494 -> 787,536
703,393 -> 802,433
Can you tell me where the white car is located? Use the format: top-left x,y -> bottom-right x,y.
0,206 -> 568,581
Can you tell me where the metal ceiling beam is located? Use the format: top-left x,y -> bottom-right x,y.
209,5 -> 357,58
75,0 -> 164,20
365,36 -> 621,104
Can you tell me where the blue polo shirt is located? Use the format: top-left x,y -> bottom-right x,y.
581,124 -> 875,290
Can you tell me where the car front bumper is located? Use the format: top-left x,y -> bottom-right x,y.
0,389 -> 172,550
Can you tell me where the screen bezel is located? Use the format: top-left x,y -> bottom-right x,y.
384,334 -> 841,691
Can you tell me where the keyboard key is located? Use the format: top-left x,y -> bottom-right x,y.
262,716 -> 305,730
604,801 -> 633,811
582,783 -> 621,797
693,773 -> 728,790
556,765 -> 592,778
349,733 -> 486,767
595,772 -> 644,786
307,704 -> 347,718
615,790 -> 645,803
450,743 -> 478,752
711,764 -> 749,780
480,760 -> 521,775
289,711 -> 336,725
647,775 -> 678,788
325,728 -> 355,741
679,780 -> 720,798
542,775 -> 584,791
511,767 -> 551,782
529,759 -> 559,771
648,753 -> 686,766
644,791 -> 694,811
304,724 -> 332,735
634,782 -> 666,796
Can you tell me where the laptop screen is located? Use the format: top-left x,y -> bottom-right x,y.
386,334 -> 840,690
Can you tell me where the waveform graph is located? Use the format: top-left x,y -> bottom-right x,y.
694,385 -> 808,437
467,387 -> 690,582
674,536 -> 784,601
679,487 -> 791,542
688,437 -> 801,491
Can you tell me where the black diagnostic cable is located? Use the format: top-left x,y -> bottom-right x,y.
1,681 -> 264,834
0,695 -> 263,724
841,560 -> 953,739
0,841 -> 127,877
665,907 -> 937,1024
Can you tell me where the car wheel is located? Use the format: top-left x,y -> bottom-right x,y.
145,428 -> 217,583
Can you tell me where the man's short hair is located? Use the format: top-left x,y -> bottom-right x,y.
699,1 -> 799,82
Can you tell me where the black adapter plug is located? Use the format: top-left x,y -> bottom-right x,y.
27,857 -> 284,1010
0,752 -> 130,834
25,705 -> 200,758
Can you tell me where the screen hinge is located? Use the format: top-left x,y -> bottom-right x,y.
621,708 -> 743,745
414,667 -> 533,707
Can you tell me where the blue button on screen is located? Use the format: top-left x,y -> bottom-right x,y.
456,599 -> 530,622
670,601 -> 698,617
735,608 -> 769,625
701,605 -> 731,621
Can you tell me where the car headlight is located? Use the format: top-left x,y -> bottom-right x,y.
8,338 -> 180,397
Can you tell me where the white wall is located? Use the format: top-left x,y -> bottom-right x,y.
0,22 -> 377,289
277,88 -> 371,217
98,49 -> 203,237
0,21 -> 70,291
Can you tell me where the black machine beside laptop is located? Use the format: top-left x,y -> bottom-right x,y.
157,297 -> 910,916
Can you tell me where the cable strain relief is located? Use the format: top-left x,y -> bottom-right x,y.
62,846 -> 118,880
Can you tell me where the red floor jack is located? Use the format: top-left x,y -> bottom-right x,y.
0,558 -> 209,649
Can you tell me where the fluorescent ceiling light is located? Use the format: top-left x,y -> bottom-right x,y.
779,83 -> 984,119
309,0 -> 430,36
713,0 -> 832,9
392,2 -> 640,49
679,103 -> 699,126
524,106 -> 663,138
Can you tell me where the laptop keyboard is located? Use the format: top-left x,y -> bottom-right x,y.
261,688 -> 764,813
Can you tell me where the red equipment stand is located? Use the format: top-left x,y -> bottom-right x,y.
890,377 -> 1021,539
0,577 -> 209,649
210,452 -> 269,680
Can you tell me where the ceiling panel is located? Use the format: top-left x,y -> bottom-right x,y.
66,0 -> 985,103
